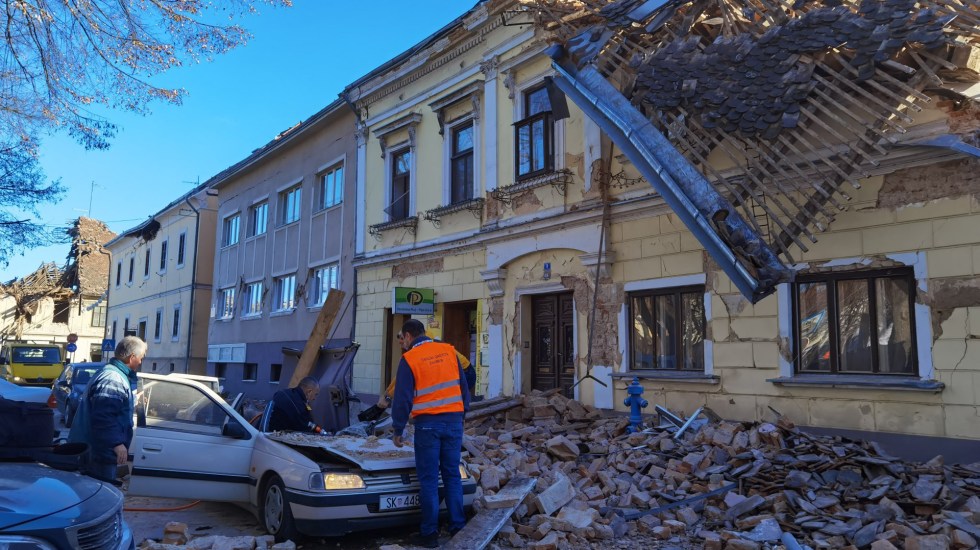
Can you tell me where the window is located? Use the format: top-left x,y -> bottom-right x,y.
389,149 -> 412,221
243,281 -> 264,316
138,319 -> 147,341
124,317 -> 131,336
170,363 -> 175,373
115,262 -> 121,287
215,363 -> 227,379
515,85 -> 554,180
629,286 -> 706,371
794,268 -> 916,375
243,363 -> 257,382
53,299 -> 70,324
309,264 -> 339,307
159,240 -> 168,272
248,202 -> 268,237
274,274 -> 296,311
177,233 -> 186,266
91,305 -> 106,327
218,288 -> 236,319
280,185 -> 302,225
222,214 -> 240,247
154,309 -> 162,341
111,320 -> 117,341
270,364 -> 282,383
451,123 -> 474,203
139,378 -> 229,434
144,248 -> 151,277
319,164 -> 344,209
128,257 -> 135,284
171,305 -> 181,340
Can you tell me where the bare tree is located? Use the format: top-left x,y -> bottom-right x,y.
0,0 -> 290,266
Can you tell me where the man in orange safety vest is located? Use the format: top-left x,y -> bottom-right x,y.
391,319 -> 470,548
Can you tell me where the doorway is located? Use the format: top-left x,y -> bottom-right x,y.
530,293 -> 575,397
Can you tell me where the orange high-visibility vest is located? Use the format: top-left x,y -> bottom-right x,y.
403,341 -> 464,418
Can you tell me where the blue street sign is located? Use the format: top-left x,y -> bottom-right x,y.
101,338 -> 116,352
66,343 -> 77,353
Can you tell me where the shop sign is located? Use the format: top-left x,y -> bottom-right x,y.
392,287 -> 435,315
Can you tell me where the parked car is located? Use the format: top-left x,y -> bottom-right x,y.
0,377 -> 53,404
0,462 -> 135,549
0,341 -> 64,386
128,372 -> 476,541
52,362 -> 103,427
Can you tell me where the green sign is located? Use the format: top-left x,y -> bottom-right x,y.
392,287 -> 435,315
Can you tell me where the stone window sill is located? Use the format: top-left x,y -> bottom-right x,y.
611,371 -> 720,385
767,375 -> 944,392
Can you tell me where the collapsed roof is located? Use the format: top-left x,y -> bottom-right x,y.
528,0 -> 980,301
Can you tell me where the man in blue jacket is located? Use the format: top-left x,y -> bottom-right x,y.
268,377 -> 324,433
69,336 -> 145,483
391,319 -> 470,547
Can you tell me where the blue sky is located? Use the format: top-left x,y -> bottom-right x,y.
1,0 -> 475,280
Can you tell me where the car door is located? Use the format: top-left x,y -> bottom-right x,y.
128,374 -> 255,502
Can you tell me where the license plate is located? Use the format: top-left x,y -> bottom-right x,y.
379,493 -> 420,511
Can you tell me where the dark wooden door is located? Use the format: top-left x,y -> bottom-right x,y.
531,293 -> 575,396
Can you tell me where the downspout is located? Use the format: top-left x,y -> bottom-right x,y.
184,195 -> 201,374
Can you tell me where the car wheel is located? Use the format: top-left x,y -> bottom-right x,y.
261,475 -> 299,542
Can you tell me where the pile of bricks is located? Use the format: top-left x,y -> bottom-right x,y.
462,391 -> 980,550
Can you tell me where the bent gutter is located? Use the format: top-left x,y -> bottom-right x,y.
548,47 -> 792,303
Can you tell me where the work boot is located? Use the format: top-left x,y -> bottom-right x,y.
411,532 -> 439,548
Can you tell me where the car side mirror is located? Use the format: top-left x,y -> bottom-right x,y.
222,420 -> 250,440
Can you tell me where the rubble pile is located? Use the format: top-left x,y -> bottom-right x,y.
463,391 -> 980,550
137,523 -> 294,550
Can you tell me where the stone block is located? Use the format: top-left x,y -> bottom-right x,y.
929,247 -> 977,278
545,435 -> 580,461
724,540 -> 761,550
712,342 -> 754,367
945,405 -> 980,439
555,507 -> 599,530
729,317 -> 777,341
807,398 -> 876,432
874,402 -> 945,436
934,215 -> 980,248
622,218 -> 661,241
212,537 -> 258,550
535,473 -> 576,516
640,234 -> 682,257
800,231 -> 863,262
871,540 -> 900,550
661,251 -> 705,277
950,529 -> 976,549
623,258 -> 664,281
905,534 -> 951,550
862,220 -> 932,254
161,522 -> 189,546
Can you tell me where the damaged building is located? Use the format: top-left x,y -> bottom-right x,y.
344,0 -> 980,450
0,217 -> 116,362
104,185 -> 217,375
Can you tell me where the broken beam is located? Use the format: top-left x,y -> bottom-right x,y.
288,289 -> 346,387
444,476 -> 537,550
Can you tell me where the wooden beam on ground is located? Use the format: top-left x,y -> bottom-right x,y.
464,397 -> 523,422
444,476 -> 537,550
288,289 -> 346,387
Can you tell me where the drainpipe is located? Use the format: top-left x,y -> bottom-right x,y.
184,194 -> 201,374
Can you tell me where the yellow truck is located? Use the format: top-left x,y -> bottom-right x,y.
0,341 -> 64,387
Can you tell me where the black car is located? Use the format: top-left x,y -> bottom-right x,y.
0,462 -> 135,550
51,363 -> 103,427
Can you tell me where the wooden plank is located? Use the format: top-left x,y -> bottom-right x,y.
464,398 -> 523,422
444,476 -> 537,550
288,289 -> 346,388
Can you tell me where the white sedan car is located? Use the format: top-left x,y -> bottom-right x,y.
128,373 -> 475,541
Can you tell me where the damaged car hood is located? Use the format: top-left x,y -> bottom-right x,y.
267,433 -> 417,471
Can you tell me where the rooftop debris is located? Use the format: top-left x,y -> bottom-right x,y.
462,391 -> 980,549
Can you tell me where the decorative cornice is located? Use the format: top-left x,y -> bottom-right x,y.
480,56 -> 500,79
374,112 -> 422,159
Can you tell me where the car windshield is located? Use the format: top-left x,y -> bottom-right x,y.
74,367 -> 99,384
12,347 -> 61,364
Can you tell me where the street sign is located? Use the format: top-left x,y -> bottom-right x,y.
66,343 -> 77,353
101,338 -> 116,352
67,333 -> 78,344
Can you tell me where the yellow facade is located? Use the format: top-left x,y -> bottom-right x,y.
346,1 -> 980,442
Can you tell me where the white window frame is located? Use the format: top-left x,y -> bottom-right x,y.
158,238 -> 168,274
176,231 -> 187,268
442,115 -> 481,206
273,274 -> 297,312
619,274 -> 713,376
384,142 -> 416,222
222,213 -> 241,247
242,281 -> 264,318
153,308 -> 163,342
247,199 -> 269,238
171,303 -> 181,341
308,263 -> 339,308
217,287 -> 236,320
317,161 -> 345,211
279,184 -> 303,226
